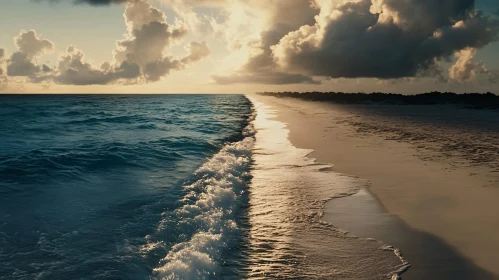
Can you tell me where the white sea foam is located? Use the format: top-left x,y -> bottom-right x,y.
151,121 -> 255,279
150,96 -> 410,279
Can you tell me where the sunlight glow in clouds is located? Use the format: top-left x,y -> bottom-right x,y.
0,0 -> 499,92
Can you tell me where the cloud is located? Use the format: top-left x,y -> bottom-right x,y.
7,52 -> 43,77
0,76 -> 7,90
20,0 -> 499,87
74,0 -> 127,5
110,0 -> 209,82
0,48 -> 4,76
3,0 -> 210,86
449,47 -> 499,83
211,0 -> 321,85
181,41 -> 211,64
449,48 -> 481,82
55,46 -> 116,85
139,41 -> 211,81
212,71 -> 320,85
5,30 -> 53,77
34,0 -> 129,5
48,0 -> 195,85
112,0 -> 188,81
14,30 -> 53,59
272,0 -> 499,80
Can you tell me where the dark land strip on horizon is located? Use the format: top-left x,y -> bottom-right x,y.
257,91 -> 499,109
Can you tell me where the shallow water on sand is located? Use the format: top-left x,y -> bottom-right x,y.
244,97 -> 408,279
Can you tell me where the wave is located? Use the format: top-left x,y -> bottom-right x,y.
0,137 -> 219,189
0,94 -> 254,279
147,113 -> 255,279
146,97 -> 411,279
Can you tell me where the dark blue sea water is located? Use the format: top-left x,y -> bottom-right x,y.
0,95 -> 252,280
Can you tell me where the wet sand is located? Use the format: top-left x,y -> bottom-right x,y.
252,94 -> 499,279
326,189 -> 496,279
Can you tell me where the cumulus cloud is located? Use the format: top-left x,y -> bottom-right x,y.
449,47 -> 499,83
112,0 -> 187,81
272,0 -> 499,80
211,0 -> 321,85
5,30 -> 53,78
74,0 -> 127,4
7,52 -> 43,77
14,30 -> 53,59
178,0 -> 499,85
0,48 -> 4,76
34,0 -> 129,5
4,0 -> 210,86
21,0 -> 499,87
55,46 -> 115,85
109,0 -> 210,82
449,48 -> 481,82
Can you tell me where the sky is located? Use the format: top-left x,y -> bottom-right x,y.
0,0 -> 499,94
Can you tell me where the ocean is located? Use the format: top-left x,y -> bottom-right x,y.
0,94 -> 407,279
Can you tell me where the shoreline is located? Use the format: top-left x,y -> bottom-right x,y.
247,96 -> 408,279
326,188 -> 496,279
251,94 -> 499,279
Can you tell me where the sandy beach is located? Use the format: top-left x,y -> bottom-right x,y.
252,94 -> 499,279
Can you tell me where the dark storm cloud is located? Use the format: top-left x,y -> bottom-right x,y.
273,0 -> 499,81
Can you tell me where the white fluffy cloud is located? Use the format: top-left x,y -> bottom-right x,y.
448,47 -> 499,83
6,30 -> 53,78
4,0 -> 210,86
14,30 -> 53,59
107,1 -> 207,82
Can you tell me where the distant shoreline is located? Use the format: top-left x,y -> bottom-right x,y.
257,91 -> 499,109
